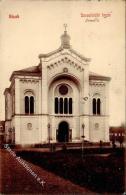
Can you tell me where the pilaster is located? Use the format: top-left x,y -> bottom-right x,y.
83,67 -> 89,115
15,79 -> 20,114
41,60 -> 48,114
80,65 -> 90,140
41,59 -> 48,142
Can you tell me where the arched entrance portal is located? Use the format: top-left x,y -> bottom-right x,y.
57,121 -> 69,142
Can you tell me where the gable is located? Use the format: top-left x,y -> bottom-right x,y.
47,54 -> 86,73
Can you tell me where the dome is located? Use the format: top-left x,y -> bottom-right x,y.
60,30 -> 71,49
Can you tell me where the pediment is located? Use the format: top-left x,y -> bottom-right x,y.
47,56 -> 83,72
39,47 -> 91,63
46,51 -> 89,72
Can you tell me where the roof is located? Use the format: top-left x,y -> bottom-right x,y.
17,66 -> 40,73
109,126 -> 125,133
9,65 -> 110,82
10,65 -> 41,81
38,47 -> 91,62
89,71 -> 111,81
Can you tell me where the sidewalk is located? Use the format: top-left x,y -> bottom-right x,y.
0,149 -> 95,194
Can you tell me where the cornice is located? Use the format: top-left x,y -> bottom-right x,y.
39,46 -> 91,63
89,75 -> 111,81
10,72 -> 41,82
89,82 -> 105,86
20,79 -> 39,83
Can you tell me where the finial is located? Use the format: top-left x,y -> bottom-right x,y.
64,23 -> 67,32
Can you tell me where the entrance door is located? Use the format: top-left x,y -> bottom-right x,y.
57,121 -> 69,142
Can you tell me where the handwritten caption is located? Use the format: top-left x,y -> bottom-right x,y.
9,14 -> 19,19
81,12 -> 112,22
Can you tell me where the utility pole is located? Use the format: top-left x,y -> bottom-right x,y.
81,124 -> 85,160
48,123 -> 51,144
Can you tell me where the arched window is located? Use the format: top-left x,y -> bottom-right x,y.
25,96 -> 29,114
55,98 -> 58,114
92,98 -> 101,115
54,97 -> 73,114
64,98 -> 68,114
69,98 -> 72,114
97,98 -> 101,115
24,92 -> 35,115
54,84 -> 73,115
93,98 -> 96,114
60,98 -> 63,114
30,96 -> 34,114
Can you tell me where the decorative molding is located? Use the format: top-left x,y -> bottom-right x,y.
89,81 -> 105,86
54,115 -> 73,118
47,57 -> 84,72
20,79 -> 39,83
63,67 -> 68,73
93,93 -> 101,97
39,47 -> 90,64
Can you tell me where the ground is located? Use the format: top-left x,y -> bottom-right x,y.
16,147 -> 125,193
0,148 -> 94,194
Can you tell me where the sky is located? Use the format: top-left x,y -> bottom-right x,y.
0,0 -> 125,126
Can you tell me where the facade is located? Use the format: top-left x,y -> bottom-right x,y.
4,29 -> 111,145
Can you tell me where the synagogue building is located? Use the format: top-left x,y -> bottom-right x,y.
4,28 -> 111,145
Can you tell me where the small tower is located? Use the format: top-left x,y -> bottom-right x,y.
60,24 -> 71,49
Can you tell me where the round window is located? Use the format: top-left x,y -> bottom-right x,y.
27,123 -> 32,130
95,123 -> 99,130
59,85 -> 68,95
